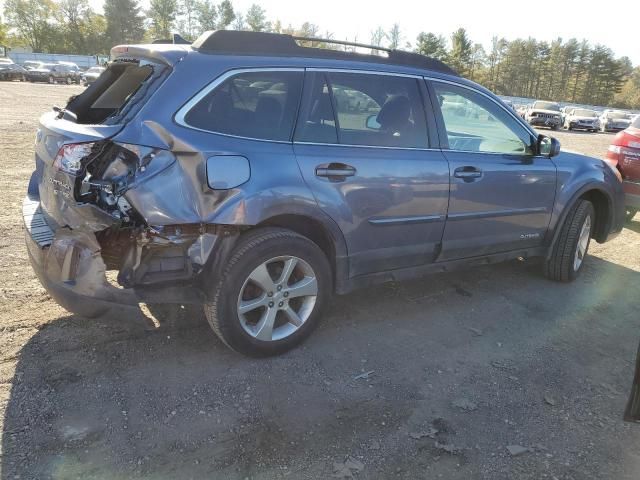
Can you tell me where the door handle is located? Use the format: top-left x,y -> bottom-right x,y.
454,166 -> 482,180
315,163 -> 356,180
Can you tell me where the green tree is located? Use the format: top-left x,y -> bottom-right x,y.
178,0 -> 198,39
3,0 -> 57,52
449,28 -> 472,76
245,4 -> 268,32
104,0 -> 144,46
387,23 -> 401,49
148,0 -> 179,40
216,0 -> 235,29
415,32 -> 448,61
0,15 -> 8,45
195,0 -> 216,32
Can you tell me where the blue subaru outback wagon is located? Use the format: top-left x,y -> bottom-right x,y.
23,30 -> 624,356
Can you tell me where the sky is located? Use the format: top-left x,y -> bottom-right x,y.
84,0 -> 638,66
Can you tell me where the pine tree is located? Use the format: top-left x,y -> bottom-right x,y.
245,4 -> 268,32
415,32 -> 448,61
104,0 -> 144,46
449,28 -> 472,76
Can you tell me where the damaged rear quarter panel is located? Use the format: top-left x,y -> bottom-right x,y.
113,53 -> 329,228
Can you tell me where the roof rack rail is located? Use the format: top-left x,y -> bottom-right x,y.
191,30 -> 458,77
291,36 -> 392,53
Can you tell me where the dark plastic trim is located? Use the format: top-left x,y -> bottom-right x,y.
192,30 -> 459,76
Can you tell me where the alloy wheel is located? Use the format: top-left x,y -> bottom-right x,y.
237,256 -> 318,342
573,215 -> 591,271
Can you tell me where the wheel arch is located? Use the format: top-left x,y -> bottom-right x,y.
255,213 -> 349,294
546,183 -> 613,259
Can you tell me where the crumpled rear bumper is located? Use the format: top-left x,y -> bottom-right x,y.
24,194 -> 139,317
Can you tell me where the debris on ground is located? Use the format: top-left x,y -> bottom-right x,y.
409,427 -> 438,439
333,456 -> 364,478
353,370 -> 375,380
452,398 -> 478,411
544,395 -> 556,406
506,445 -> 529,456
435,441 -> 461,455
467,327 -> 483,336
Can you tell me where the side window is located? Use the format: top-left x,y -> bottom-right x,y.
294,73 -> 338,144
328,73 -> 428,148
296,72 -> 428,148
432,82 -> 535,155
183,71 -> 303,141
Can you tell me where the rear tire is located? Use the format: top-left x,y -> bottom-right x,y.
203,228 -> 332,357
66,76 -> 72,85
626,208 -> 638,223
544,199 -> 595,282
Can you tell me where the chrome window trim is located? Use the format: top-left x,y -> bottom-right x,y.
425,76 -> 540,146
306,67 -> 422,79
174,67 -> 304,142
294,141 -> 440,152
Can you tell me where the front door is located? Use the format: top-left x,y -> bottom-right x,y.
428,80 -> 557,260
294,71 -> 450,276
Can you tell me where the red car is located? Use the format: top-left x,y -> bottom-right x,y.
606,115 -> 640,222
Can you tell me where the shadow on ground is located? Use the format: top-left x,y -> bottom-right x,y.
3,257 -> 640,479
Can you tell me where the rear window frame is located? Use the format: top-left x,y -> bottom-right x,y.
175,67 -> 305,144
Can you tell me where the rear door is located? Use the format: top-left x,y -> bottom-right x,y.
427,80 -> 556,260
293,71 -> 450,277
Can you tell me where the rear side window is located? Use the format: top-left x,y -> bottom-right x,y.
295,72 -> 428,148
184,71 -> 303,141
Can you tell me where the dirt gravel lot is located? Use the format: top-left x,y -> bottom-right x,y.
1,81 -> 640,479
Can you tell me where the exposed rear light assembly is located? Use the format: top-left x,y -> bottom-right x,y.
53,141 -> 172,224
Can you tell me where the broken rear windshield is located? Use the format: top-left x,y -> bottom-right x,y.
66,61 -> 156,125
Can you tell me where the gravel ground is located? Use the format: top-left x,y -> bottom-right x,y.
1,82 -> 639,479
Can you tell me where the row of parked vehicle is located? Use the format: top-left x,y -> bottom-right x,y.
0,58 -> 105,86
506,100 -> 636,133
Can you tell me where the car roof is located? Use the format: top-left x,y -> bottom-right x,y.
190,30 -> 459,77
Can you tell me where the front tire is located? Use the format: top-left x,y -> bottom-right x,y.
544,199 -> 595,282
204,228 -> 332,357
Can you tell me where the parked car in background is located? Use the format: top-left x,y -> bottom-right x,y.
81,66 -> 105,86
605,115 -> 640,222
0,58 -> 14,66
0,63 -> 27,81
600,110 -> 632,132
560,105 -> 574,125
26,63 -> 81,84
23,30 -> 624,356
517,104 -> 529,118
525,101 -> 562,130
22,61 -> 42,70
25,63 -> 54,83
564,108 -> 600,132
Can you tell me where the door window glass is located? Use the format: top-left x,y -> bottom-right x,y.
184,71 -> 303,141
296,72 -> 429,148
294,72 -> 338,144
432,82 -> 534,155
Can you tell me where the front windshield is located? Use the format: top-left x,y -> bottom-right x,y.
607,111 -> 628,119
88,67 -> 103,73
534,101 -> 560,111
574,109 -> 597,117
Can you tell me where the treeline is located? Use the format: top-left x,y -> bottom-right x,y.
1,0 -> 639,108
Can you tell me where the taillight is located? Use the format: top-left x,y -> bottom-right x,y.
53,142 -> 95,176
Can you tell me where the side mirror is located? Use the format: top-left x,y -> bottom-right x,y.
366,114 -> 381,130
538,135 -> 561,158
